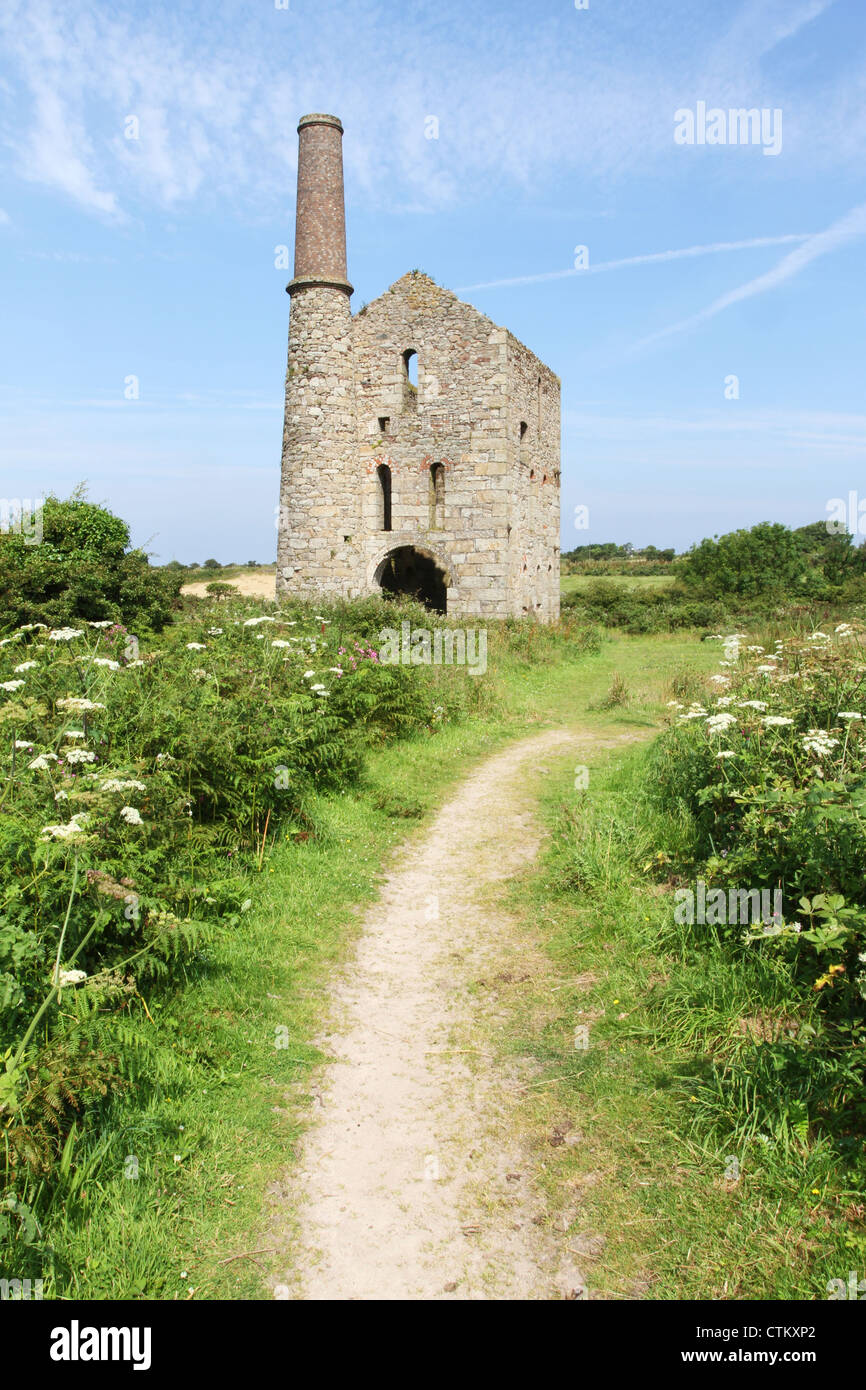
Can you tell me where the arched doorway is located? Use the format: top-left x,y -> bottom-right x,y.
374,546 -> 447,614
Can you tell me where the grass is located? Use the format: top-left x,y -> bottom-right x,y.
21,619 -> 853,1301
21,619 -> 618,1298
482,711 -> 862,1300
560,573 -> 677,596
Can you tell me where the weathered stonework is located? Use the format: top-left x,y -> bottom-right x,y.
277,115 -> 560,621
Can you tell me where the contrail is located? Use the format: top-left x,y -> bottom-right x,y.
455,235 -> 812,293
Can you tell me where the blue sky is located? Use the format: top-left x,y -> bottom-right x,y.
1,0 -> 864,562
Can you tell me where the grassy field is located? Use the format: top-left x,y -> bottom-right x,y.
560,572 -> 677,595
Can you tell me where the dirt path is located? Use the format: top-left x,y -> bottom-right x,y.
272,727 -> 627,1301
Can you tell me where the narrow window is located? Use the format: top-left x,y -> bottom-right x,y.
402,349 -> 418,412
377,464 -> 392,532
378,416 -> 390,434
536,375 -> 543,435
519,420 -> 528,442
429,462 -> 445,529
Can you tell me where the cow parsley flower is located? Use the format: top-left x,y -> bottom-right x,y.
737,700 -> 768,711
838,711 -> 862,720
40,813 -> 90,840
57,697 -> 106,711
48,628 -> 84,641
57,969 -> 88,986
0,679 -> 25,692
716,751 -> 736,759
13,661 -> 37,672
801,730 -> 839,756
64,749 -> 97,764
706,712 -> 737,733
185,643 -> 207,651
762,715 -> 794,727
120,806 -> 144,825
102,778 -> 147,793
92,657 -> 120,670
28,753 -> 58,769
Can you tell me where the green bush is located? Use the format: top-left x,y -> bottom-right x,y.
0,493 -> 182,633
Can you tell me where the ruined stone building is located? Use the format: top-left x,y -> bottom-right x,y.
276,113 -> 561,621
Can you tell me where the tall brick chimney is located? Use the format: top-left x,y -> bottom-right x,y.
289,113 -> 353,294
277,115 -> 359,600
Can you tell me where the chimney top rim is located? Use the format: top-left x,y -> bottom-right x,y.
297,113 -> 343,133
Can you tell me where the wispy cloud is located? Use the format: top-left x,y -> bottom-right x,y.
455,234 -> 812,292
0,0 -> 860,221
633,201 -> 866,350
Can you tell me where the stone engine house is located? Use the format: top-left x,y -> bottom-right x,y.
276,113 -> 561,621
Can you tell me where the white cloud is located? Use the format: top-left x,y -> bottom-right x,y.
0,0 -> 860,221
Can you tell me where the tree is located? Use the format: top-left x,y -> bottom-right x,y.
0,490 -> 183,632
676,522 -> 808,599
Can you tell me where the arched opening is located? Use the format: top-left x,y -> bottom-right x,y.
429,462 -> 445,529
376,464 -> 392,532
375,546 -> 447,614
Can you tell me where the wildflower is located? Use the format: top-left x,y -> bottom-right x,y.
87,620 -> 114,628
0,679 -> 25,692
709,674 -> 731,685
17,622 -> 47,632
737,700 -> 768,711
156,753 -> 176,764
207,627 -> 224,635
48,628 -> 84,641
125,659 -> 145,668
14,739 -> 33,749
185,642 -> 207,651
756,664 -> 778,673
303,670 -> 315,678
57,969 -> 88,987
801,730 -> 839,757
64,749 -> 97,764
101,778 -> 147,792
715,697 -> 734,707
57,697 -> 105,711
13,661 -> 37,672
716,751 -> 736,759
329,667 -> 344,675
40,813 -> 89,840
120,806 -> 144,825
310,683 -> 328,694
271,640 -> 292,648
706,712 -> 737,733
761,715 -> 794,727
243,616 -> 275,627
838,712 -> 862,720
746,645 -> 765,653
28,753 -> 58,769
665,700 -> 682,708
64,730 -> 86,739
809,632 -> 829,640
91,657 -> 120,670
54,790 -> 69,801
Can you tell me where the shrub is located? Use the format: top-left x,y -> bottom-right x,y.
0,493 -> 182,633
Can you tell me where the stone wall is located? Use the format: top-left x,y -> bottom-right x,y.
277,271 -> 561,620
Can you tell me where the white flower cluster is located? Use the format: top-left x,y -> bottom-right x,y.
101,778 -> 147,792
48,628 -> 84,641
57,697 -> 106,712
41,813 -> 90,840
800,729 -> 839,757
